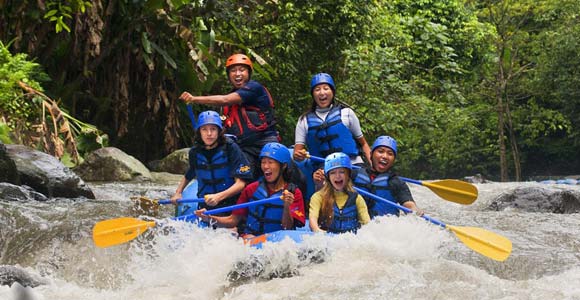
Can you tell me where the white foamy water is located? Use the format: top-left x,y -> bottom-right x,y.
1,181 -> 580,300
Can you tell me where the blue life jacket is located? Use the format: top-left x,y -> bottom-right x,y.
305,105 -> 358,158
353,169 -> 399,217
194,143 -> 235,210
323,191 -> 360,234
244,182 -> 293,235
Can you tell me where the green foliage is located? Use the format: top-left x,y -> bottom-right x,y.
0,122 -> 12,144
44,0 -> 92,33
3,0 -> 578,178
0,41 -> 48,132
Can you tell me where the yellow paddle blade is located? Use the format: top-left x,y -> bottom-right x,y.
423,180 -> 478,205
92,217 -> 156,248
447,225 -> 512,262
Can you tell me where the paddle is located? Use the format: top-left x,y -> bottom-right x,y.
132,196 -> 205,214
354,187 -> 512,262
92,196 -> 282,248
398,177 -> 477,205
134,196 -> 205,209
306,154 -> 477,205
186,104 -> 196,130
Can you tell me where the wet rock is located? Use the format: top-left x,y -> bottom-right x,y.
0,265 -> 45,288
464,173 -> 488,184
226,247 -> 329,284
74,147 -> 152,182
5,145 -> 95,199
0,183 -> 48,202
150,172 -> 182,184
148,148 -> 189,174
0,142 -> 20,184
489,186 -> 580,213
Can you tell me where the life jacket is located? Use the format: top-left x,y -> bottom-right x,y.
321,191 -> 360,234
353,169 -> 399,217
193,141 -> 235,210
305,105 -> 358,158
223,82 -> 277,145
244,182 -> 295,235
294,158 -> 314,212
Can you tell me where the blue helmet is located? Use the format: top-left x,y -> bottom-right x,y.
310,73 -> 336,93
324,152 -> 352,174
259,142 -> 291,165
196,111 -> 222,130
371,136 -> 397,156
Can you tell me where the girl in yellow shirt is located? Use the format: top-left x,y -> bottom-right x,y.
309,152 -> 370,233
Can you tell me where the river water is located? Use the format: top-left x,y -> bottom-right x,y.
1,180 -> 580,300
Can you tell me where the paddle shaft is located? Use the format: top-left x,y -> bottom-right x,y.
173,196 -> 282,221
186,104 -> 196,130
354,187 -> 446,228
157,198 -> 204,205
94,196 -> 283,247
307,154 -> 476,204
308,155 -> 427,185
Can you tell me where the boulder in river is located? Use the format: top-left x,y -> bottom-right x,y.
148,147 -> 189,174
5,144 -> 95,199
0,265 -> 45,288
74,147 -> 152,182
0,142 -> 20,185
0,183 -> 48,202
489,186 -> 580,214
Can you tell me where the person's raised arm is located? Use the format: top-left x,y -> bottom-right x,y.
179,91 -> 242,106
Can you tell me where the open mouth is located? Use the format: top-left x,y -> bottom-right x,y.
378,159 -> 389,168
233,77 -> 244,86
333,179 -> 344,186
264,171 -> 274,181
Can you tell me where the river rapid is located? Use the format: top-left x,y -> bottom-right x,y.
1,180 -> 580,300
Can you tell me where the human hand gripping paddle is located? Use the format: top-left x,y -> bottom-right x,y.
354,187 -> 512,261
92,196 -> 282,248
306,154 -> 478,205
133,196 -> 206,212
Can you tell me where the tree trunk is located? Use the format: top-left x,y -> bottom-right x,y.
496,46 -> 509,182
505,101 -> 521,181
497,95 -> 508,182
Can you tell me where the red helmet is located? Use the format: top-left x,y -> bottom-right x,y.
225,54 -> 253,70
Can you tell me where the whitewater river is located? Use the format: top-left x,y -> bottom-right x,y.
1,180 -> 580,300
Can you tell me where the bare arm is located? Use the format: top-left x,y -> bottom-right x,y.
204,177 -> 247,206
293,144 -> 307,161
309,215 -> 324,232
403,200 -> 424,216
280,189 -> 295,229
179,91 -> 242,106
312,168 -> 325,192
356,136 -> 372,165
195,209 -> 244,228
171,177 -> 191,204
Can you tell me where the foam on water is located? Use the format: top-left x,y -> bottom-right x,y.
3,182 -> 580,299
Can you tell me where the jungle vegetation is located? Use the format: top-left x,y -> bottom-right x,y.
1,0 -> 578,181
